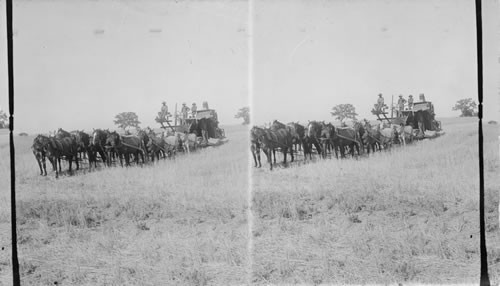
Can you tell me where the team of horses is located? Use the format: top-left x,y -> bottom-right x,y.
251,120 -> 415,170
32,126 -> 204,178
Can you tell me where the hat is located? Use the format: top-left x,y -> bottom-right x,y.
378,93 -> 382,97
192,102 -> 196,105
182,103 -> 186,105
399,95 -> 403,97
409,95 -> 413,97
162,101 -> 166,104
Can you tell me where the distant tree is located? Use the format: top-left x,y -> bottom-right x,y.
114,112 -> 141,131
452,98 -> 477,117
235,107 -> 250,125
330,104 -> 358,122
0,110 -> 7,129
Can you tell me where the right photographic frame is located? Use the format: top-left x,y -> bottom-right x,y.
250,0 -> 499,284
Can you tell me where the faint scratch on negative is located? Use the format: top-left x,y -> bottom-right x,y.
289,35 -> 309,63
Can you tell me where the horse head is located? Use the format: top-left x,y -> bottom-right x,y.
320,124 -> 331,139
106,131 -> 120,147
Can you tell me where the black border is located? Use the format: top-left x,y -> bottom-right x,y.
476,0 -> 490,285
6,1 -> 491,285
6,0 -> 20,284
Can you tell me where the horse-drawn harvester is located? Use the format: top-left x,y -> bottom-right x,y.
155,105 -> 227,151
372,96 -> 443,140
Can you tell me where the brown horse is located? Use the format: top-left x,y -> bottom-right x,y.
106,131 -> 146,167
92,129 -> 110,166
305,121 -> 323,160
320,122 -> 336,158
45,135 -> 80,178
32,134 -> 54,176
286,122 -> 307,155
70,130 -> 97,169
250,126 -> 277,170
270,120 -> 295,164
332,126 -> 361,158
250,126 -> 262,168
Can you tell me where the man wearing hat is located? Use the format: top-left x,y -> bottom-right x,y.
376,93 -> 385,112
407,95 -> 414,110
191,102 -> 197,118
180,103 -> 190,124
397,95 -> 406,117
157,101 -> 170,122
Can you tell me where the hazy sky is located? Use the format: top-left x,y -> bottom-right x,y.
253,0 -> 499,125
0,0 -> 498,133
0,0 -> 248,133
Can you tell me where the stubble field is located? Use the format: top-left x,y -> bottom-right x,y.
0,125 -> 249,285
0,118 -> 499,285
251,117 -> 500,284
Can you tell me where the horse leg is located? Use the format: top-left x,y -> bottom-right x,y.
54,158 -> 59,179
257,149 -> 261,168
252,149 -> 258,167
75,153 -> 79,171
35,153 -> 43,175
42,156 -> 47,176
268,149 -> 273,170
68,157 -> 75,174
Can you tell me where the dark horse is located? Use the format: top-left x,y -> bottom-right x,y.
320,122 -> 336,158
106,131 -> 146,167
270,120 -> 295,164
46,132 -> 80,178
332,126 -> 361,158
137,129 -> 151,160
250,126 -> 277,170
71,130 -> 96,169
32,134 -> 54,176
287,122 -> 307,156
189,118 -> 212,144
92,129 -> 110,167
305,121 -> 323,160
352,121 -> 366,154
250,126 -> 262,168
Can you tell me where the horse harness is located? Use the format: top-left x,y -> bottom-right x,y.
335,132 -> 360,145
118,140 -> 146,154
150,140 -> 167,153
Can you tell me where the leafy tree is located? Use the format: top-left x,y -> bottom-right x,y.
235,107 -> 250,125
331,104 -> 358,122
0,110 -> 7,129
452,98 -> 477,117
114,112 -> 141,131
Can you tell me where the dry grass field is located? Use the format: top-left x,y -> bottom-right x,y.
0,118 -> 499,285
251,117 -> 500,284
0,125 -> 249,285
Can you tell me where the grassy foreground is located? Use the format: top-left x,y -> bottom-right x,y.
251,117 -> 500,284
0,118 -> 498,285
0,125 -> 249,285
